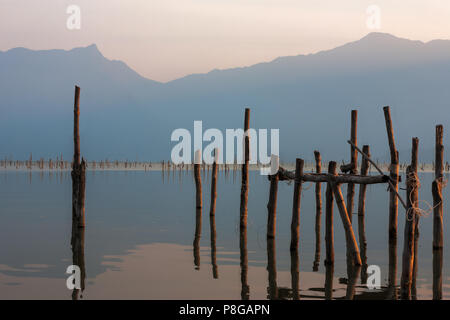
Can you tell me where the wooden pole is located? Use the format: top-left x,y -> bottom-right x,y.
313,151 -> 322,271
347,110 -> 358,225
194,150 -> 202,209
73,86 -> 81,167
400,137 -> 419,299
357,145 -> 370,283
71,218 -> 86,300
325,264 -> 334,300
240,219 -> 249,300
209,149 -> 218,217
348,140 -> 407,209
432,125 -> 444,300
240,108 -> 250,229
267,237 -> 278,299
325,162 -> 336,265
209,149 -> 219,278
71,86 -> 86,228
193,150 -> 202,270
290,246 -> 300,300
290,159 -> 304,250
330,162 -> 362,266
383,106 -> 400,296
267,169 -> 279,239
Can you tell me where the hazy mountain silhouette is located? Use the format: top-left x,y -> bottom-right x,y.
1,32 -> 449,163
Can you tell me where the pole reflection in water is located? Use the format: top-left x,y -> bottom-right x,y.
290,248 -> 300,300
345,264 -> 361,300
193,206 -> 202,270
324,264 -> 334,300
209,149 -> 219,279
267,238 -> 278,300
193,153 -> 203,270
240,225 -> 249,300
71,220 -> 86,300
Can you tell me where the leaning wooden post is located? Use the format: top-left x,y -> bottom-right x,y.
71,86 -> 86,228
432,125 -> 444,300
383,106 -> 400,295
240,108 -> 250,229
290,158 -> 304,250
330,163 -> 362,266
357,145 -> 370,283
325,161 -> 336,265
313,151 -> 322,271
400,137 -> 419,299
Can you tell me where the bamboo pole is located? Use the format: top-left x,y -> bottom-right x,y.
432,125 -> 444,300
401,137 -> 419,299
240,108 -> 250,229
325,162 -> 336,265
357,145 -> 370,283
290,159 -> 304,250
313,151 -> 322,271
383,106 -> 400,297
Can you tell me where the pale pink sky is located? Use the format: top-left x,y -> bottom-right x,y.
1,0 -> 450,82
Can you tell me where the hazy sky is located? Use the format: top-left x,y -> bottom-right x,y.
1,0 -> 450,82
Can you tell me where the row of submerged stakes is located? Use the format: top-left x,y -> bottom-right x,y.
62,86 -> 444,300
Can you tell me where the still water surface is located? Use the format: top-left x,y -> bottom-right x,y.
0,170 -> 449,299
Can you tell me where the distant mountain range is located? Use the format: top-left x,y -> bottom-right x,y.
1,32 -> 449,163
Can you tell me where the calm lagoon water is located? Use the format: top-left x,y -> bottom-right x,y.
0,169 -> 449,299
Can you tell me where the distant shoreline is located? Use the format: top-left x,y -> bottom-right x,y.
0,162 -> 445,174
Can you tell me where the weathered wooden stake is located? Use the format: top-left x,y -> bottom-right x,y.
71,219 -> 86,300
290,158 -> 304,250
209,149 -> 219,278
240,108 -> 250,229
240,220 -> 249,300
324,264 -> 334,300
313,151 -> 322,271
290,246 -> 300,300
383,106 -> 400,296
71,86 -> 86,228
330,162 -> 362,266
357,145 -> 370,283
325,162 -> 336,265
210,149 -> 219,217
400,137 -> 419,299
194,150 -> 202,209
193,149 -> 202,270
432,125 -> 444,300
267,237 -> 278,299
267,162 -> 279,239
